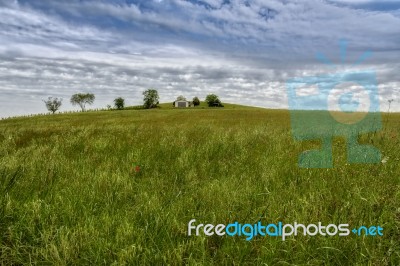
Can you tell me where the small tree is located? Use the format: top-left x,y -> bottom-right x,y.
176,95 -> 186,101
114,97 -> 125,110
143,89 -> 159,109
43,97 -> 62,114
193,96 -> 200,107
70,93 -> 95,112
205,94 -> 223,107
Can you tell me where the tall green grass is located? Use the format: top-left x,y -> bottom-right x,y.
0,107 -> 399,265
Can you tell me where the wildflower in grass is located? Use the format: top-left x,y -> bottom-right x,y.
130,161 -> 141,175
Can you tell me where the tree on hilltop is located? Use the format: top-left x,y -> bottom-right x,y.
143,89 -> 159,109
205,94 -> 223,107
114,97 -> 125,110
43,97 -> 62,114
176,95 -> 186,101
192,96 -> 200,106
70,93 -> 95,112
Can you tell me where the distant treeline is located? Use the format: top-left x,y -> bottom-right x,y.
2,89 -> 224,120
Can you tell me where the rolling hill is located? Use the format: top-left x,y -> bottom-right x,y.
0,105 -> 399,265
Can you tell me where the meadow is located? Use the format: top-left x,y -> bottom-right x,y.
0,103 -> 399,265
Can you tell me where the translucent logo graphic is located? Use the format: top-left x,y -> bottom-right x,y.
286,40 -> 381,168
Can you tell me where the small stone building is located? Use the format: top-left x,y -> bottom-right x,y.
174,100 -> 192,108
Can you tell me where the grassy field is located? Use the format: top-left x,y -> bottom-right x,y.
0,104 -> 399,265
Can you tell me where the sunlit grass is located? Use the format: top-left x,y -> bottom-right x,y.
0,106 -> 399,265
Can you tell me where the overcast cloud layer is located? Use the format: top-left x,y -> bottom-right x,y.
0,0 -> 399,117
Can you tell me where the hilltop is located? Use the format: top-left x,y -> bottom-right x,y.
123,101 -> 263,110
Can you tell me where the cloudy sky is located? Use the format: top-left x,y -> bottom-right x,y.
0,0 -> 399,117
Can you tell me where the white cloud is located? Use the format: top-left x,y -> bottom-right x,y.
0,0 -> 399,118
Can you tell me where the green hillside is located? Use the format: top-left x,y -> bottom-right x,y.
0,106 -> 399,265
123,101 -> 259,110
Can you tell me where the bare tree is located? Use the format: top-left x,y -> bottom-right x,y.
43,97 -> 62,114
388,99 -> 394,112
